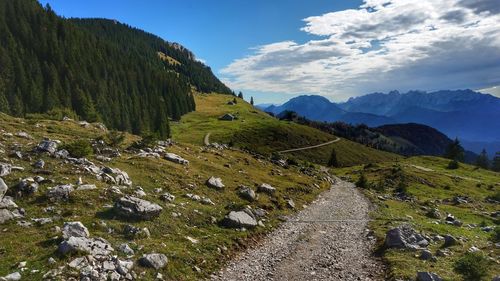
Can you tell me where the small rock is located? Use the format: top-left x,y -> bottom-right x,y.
33,159 -> 45,169
258,183 -> 276,194
164,153 -> 189,165
417,272 -> 442,281
443,234 -> 458,247
0,178 -> 7,200
62,221 -> 90,239
58,236 -> 114,256
46,184 -> 74,202
222,211 -> 258,228
206,177 -> 224,189
0,163 -> 12,177
139,253 -> 168,269
118,243 -> 135,255
238,186 -> 256,201
286,199 -> 295,209
420,250 -> 433,260
385,225 -> 428,249
114,196 -> 163,220
1,272 -> 21,281
37,140 -> 58,154
160,192 -> 175,202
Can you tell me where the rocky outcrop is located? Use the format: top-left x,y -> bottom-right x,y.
114,196 -> 163,220
385,225 -> 428,249
58,236 -> 114,256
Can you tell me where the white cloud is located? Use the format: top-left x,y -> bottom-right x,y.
221,0 -> 500,100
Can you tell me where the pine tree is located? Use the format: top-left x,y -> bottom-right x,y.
444,138 -> 465,162
238,91 -> 243,99
492,152 -> 500,172
327,148 -> 339,167
475,149 -> 489,169
250,96 -> 254,106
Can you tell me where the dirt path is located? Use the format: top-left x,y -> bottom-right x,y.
211,179 -> 385,281
277,137 -> 340,154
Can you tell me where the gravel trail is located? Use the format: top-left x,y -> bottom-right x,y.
211,179 -> 385,281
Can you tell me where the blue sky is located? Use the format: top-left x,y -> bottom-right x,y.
39,0 -> 500,104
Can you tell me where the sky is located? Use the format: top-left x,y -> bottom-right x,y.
39,0 -> 500,104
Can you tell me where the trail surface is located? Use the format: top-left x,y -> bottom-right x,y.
277,137 -> 340,153
211,179 -> 384,281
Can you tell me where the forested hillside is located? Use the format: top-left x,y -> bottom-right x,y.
0,0 -> 230,137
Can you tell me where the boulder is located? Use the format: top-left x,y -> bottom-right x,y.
62,222 -> 90,239
54,149 -> 69,159
46,184 -> 74,202
443,234 -> 458,247
258,183 -> 276,194
385,225 -> 429,249
139,253 -> 168,270
15,178 -> 39,195
0,196 -> 17,209
206,176 -> 224,189
114,196 -> 162,220
238,186 -> 256,201
100,167 -> 132,186
222,211 -> 258,228
420,249 -> 433,260
58,236 -> 113,256
416,272 -> 442,281
164,153 -> 189,165
0,163 -> 12,177
37,140 -> 58,154
0,178 -> 7,200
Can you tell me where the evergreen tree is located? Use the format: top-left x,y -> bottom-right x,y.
238,91 -> 243,99
492,152 -> 500,172
250,96 -> 254,106
327,148 -> 339,167
475,149 -> 489,169
444,138 -> 465,162
233,97 -> 237,104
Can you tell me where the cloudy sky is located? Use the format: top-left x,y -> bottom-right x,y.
40,0 -> 500,103
221,0 -> 500,102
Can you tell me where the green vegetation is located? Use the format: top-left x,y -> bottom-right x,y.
0,113 -> 331,280
334,156 -> 500,280
171,93 -> 399,166
453,252 -> 490,281
0,0 -> 230,137
62,139 -> 93,158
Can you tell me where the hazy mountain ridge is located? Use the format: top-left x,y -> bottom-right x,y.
263,90 -> 500,153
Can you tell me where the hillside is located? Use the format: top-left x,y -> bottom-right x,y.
171,94 -> 399,167
335,157 -> 500,280
0,112 -> 333,280
0,0 -> 230,138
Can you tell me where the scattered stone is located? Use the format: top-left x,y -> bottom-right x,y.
0,209 -> 14,224
0,178 -> 7,200
47,257 -> 56,265
417,272 -> 442,281
436,249 -> 449,257
139,253 -> 168,269
426,208 -> 441,219
258,183 -> 276,194
186,236 -> 199,244
58,236 -> 114,256
201,197 -> 215,205
9,151 -> 22,159
238,186 -> 256,201
222,211 -> 258,228
54,149 -> 69,159
46,184 -> 74,202
118,243 -> 135,255
164,153 -> 189,165
114,196 -> 163,220
286,199 -> 295,209
1,272 -> 21,281
15,178 -> 39,195
160,192 -> 175,202
99,167 -> 132,186
76,184 -> 97,191
31,217 -> 53,225
33,159 -> 45,169
206,176 -> 224,189
385,225 -> 429,249
443,234 -> 458,247
37,140 -> 58,154
420,249 -> 433,260
0,163 -> 12,177
62,221 -> 90,239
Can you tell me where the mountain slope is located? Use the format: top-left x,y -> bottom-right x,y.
171,94 -> 400,167
0,0 -> 229,138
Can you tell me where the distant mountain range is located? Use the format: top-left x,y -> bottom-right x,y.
262,90 -> 500,154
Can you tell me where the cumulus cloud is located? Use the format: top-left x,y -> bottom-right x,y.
221,0 -> 500,100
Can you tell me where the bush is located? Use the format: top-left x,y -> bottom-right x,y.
447,160 -> 459,169
492,227 -> 500,243
132,133 -> 158,149
63,140 -> 93,158
453,252 -> 490,281
356,172 -> 368,189
105,130 -> 126,147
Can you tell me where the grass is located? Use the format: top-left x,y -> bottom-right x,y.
0,112 -> 331,280
172,93 -> 399,166
334,156 -> 500,280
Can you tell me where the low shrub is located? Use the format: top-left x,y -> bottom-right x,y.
63,140 -> 93,158
453,252 -> 490,281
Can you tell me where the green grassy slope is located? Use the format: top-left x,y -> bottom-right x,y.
335,156 -> 500,280
172,94 -> 399,166
0,113 -> 331,280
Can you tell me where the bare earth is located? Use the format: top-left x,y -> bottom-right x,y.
211,179 -> 385,281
